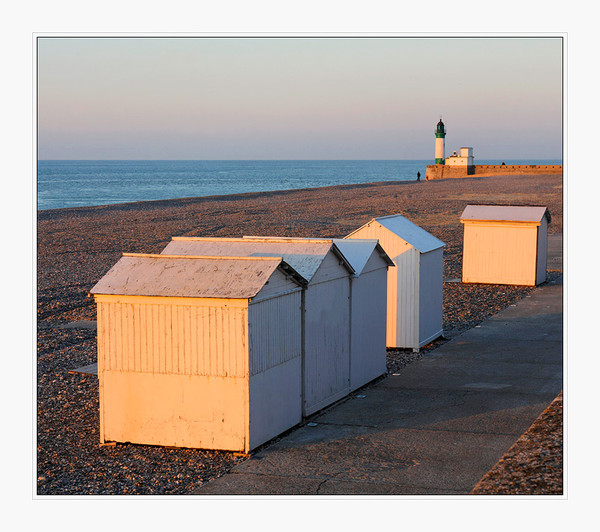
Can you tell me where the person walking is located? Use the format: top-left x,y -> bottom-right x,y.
417,171 -> 421,181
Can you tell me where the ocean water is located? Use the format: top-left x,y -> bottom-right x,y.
36,159 -> 561,211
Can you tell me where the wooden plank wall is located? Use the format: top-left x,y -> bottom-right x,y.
96,296 -> 249,378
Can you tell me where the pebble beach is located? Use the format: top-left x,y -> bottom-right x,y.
37,172 -> 563,495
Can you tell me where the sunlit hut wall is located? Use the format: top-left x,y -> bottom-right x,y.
90,253 -> 306,453
460,205 -> 551,286
162,237 -> 356,416
345,215 -> 445,351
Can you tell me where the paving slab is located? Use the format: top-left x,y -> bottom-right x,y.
311,388 -> 556,435
436,337 -> 563,364
199,426 -> 520,495
193,274 -> 563,496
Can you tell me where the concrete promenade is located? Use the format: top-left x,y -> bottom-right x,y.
194,236 -> 563,496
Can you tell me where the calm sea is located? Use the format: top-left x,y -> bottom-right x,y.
36,159 -> 561,211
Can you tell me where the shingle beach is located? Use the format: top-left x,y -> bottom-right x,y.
37,172 -> 563,495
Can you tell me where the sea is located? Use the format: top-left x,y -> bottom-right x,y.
36,159 -> 561,211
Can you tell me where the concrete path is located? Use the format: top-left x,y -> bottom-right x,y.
547,233 -> 563,272
194,235 -> 563,495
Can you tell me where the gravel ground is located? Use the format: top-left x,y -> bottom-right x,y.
471,392 -> 563,495
36,173 -> 563,495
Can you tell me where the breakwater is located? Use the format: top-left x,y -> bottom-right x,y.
425,164 -> 562,180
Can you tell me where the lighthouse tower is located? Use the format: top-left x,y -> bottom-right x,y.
435,118 -> 446,164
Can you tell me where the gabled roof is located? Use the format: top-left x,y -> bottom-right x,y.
90,253 -> 305,299
332,238 -> 394,276
163,237 -> 354,281
347,214 -> 445,253
460,205 -> 551,224
242,236 -> 356,277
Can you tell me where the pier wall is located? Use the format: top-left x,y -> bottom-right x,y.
425,164 -> 562,180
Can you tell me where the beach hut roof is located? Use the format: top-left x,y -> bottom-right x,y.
242,236 -> 357,276
163,237 -> 355,281
347,214 -> 445,253
460,205 -> 551,224
332,238 -> 394,276
90,253 -> 306,299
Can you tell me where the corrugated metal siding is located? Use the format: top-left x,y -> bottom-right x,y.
251,268 -> 299,302
349,267 -> 387,391
249,358 -> 302,449
346,221 -> 443,349
418,249 -> 444,346
345,222 -> 401,346
356,222 -> 420,348
248,290 -> 302,376
96,297 -> 249,378
304,277 -> 351,415
536,218 -> 548,284
311,249 -> 352,284
395,247 -> 419,349
462,223 -> 539,285
247,289 -> 303,448
360,246 -> 391,275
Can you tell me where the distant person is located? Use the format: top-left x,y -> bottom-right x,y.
416,171 -> 421,181
501,162 -> 506,166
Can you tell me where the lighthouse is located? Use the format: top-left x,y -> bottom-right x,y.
435,118 -> 446,164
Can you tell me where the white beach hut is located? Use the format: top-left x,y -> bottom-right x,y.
331,238 -> 394,391
346,214 -> 445,351
90,253 -> 307,452
460,205 -> 551,286
161,237 -> 356,416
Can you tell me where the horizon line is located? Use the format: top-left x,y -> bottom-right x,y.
37,157 -> 563,162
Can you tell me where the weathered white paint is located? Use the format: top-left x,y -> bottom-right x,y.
418,248 -> 444,346
248,291 -> 302,448
101,371 -> 249,450
244,239 -> 355,415
394,245 -> 420,349
332,239 -> 392,389
348,256 -> 388,389
460,205 -> 550,286
346,214 -> 445,350
461,205 -> 549,223
91,254 -> 304,452
536,217 -> 548,285
163,237 -> 352,282
96,296 -> 249,377
160,237 -> 356,417
303,275 -> 351,414
91,253 -> 305,299
373,214 -> 444,253
248,291 -> 302,376
249,357 -> 301,450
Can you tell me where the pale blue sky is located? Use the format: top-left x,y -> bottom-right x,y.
37,37 -> 563,160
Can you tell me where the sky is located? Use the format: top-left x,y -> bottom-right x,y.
37,36 -> 563,160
